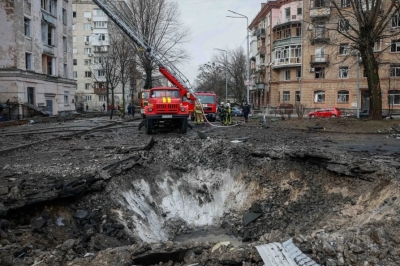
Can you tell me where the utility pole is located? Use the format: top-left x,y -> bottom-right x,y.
227,10 -> 250,104
356,51 -> 360,118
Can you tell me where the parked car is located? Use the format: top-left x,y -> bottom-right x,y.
232,107 -> 243,116
308,108 -> 341,118
358,109 -> 389,119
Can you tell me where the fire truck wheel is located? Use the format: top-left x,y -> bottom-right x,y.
180,118 -> 188,134
145,119 -> 153,134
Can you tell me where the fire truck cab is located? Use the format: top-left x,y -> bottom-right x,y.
192,91 -> 218,122
143,87 -> 190,134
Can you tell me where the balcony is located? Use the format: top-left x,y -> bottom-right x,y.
94,88 -> 107,94
257,28 -> 265,38
273,36 -> 301,48
310,32 -> 330,45
257,46 -> 266,56
310,54 -> 330,65
256,82 -> 265,90
272,57 -> 301,69
310,0 -> 331,19
43,44 -> 54,55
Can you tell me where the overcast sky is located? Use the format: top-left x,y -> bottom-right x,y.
176,0 -> 263,85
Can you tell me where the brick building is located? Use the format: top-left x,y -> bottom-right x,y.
249,0 -> 400,114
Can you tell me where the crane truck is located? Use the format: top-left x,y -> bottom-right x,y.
92,0 -> 197,134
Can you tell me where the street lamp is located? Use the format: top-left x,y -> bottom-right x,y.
214,48 -> 228,104
227,10 -> 250,104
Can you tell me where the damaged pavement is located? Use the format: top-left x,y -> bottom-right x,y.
0,117 -> 399,265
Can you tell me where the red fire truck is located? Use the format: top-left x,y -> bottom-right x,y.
192,91 -> 217,122
93,0 -> 198,134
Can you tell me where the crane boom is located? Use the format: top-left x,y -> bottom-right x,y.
92,0 -> 195,98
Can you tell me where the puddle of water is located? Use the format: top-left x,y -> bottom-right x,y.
173,227 -> 242,247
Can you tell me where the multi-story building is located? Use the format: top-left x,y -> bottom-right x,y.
249,0 -> 400,114
0,0 -> 76,118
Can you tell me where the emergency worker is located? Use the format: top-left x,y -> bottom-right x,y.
224,102 -> 233,125
218,102 -> 226,124
194,100 -> 204,125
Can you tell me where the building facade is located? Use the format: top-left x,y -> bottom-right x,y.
0,0 -> 76,118
249,0 -> 400,114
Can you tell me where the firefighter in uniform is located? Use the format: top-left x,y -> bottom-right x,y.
194,100 -> 204,125
224,102 -> 233,125
218,102 -> 226,124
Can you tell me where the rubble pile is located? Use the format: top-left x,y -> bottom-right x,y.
0,119 -> 399,265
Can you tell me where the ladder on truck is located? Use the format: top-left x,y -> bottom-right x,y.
91,0 -> 195,98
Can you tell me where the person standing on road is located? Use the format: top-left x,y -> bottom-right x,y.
243,102 -> 251,123
102,103 -> 106,112
86,104 -> 88,112
127,103 -> 132,116
194,100 -> 204,125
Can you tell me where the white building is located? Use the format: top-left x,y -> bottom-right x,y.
0,0 -> 76,118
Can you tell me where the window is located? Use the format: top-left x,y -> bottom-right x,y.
72,24 -> 76,30
84,35 -> 91,42
392,12 -> 400,28
84,48 -> 91,54
85,71 -> 92,78
46,56 -> 54,75
96,34 -> 107,41
296,69 -> 301,79
284,70 -> 290,81
314,47 -> 325,62
283,91 -> 290,102
341,0 -> 350,8
315,22 -> 326,38
338,19 -> 349,32
64,91 -> 69,105
374,40 -> 382,52
390,64 -> 400,77
85,83 -> 91,90
73,71 -> 77,78
94,9 -> 105,16
62,8 -> 67,25
94,21 -> 107,28
84,59 -> 91,65
339,43 -> 350,55
84,23 -> 91,30
95,69 -> 105,77
25,53 -> 32,70
27,87 -> 35,104
63,37 -> 67,53
41,23 -> 55,46
94,57 -> 103,64
41,0 -> 57,16
99,95 -> 107,101
295,91 -> 301,102
73,36 -> 77,42
84,11 -> 92,18
94,82 -> 106,89
391,40 -> 400,52
314,90 -> 325,102
24,17 -> 31,37
94,46 -> 108,52
313,0 -> 326,8
285,8 -> 291,21
315,67 -> 325,79
337,90 -> 349,103
339,67 -> 349,79
86,95 -> 92,101
63,64 -> 68,78
388,90 -> 400,105
73,11 -> 76,18
73,59 -> 77,66
73,48 -> 77,54
297,8 -> 302,15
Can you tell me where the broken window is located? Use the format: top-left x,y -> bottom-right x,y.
337,90 -> 349,103
338,19 -> 349,32
314,91 -> 325,102
315,67 -> 325,79
338,67 -> 349,79
295,91 -> 301,102
339,43 -> 350,55
41,0 -> 57,16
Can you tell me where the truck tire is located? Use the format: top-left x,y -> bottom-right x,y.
179,118 -> 188,134
145,119 -> 153,134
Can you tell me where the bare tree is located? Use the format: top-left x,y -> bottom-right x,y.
194,62 -> 225,101
102,0 -> 191,89
226,48 -> 246,104
327,0 -> 400,120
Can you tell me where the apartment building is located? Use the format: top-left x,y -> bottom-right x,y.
0,0 -> 76,118
249,0 -> 400,113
